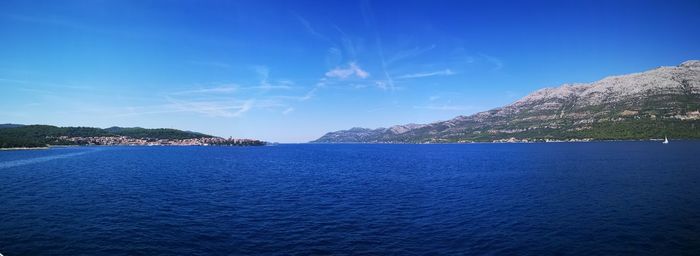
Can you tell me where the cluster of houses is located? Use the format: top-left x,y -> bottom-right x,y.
491,137 -> 593,143
55,136 -> 264,146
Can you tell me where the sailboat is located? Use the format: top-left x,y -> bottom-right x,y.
663,136 -> 669,144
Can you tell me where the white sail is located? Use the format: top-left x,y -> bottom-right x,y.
663,136 -> 669,144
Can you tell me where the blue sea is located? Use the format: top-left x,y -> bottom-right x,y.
1,142 -> 699,255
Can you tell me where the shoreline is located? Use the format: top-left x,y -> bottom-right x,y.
0,139 -> 694,150
0,147 -> 50,151
307,138 -> 695,145
0,144 -> 267,150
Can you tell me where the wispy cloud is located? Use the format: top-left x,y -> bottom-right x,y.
117,98 -> 254,118
292,13 -> 360,69
293,13 -> 332,43
325,47 -> 343,67
413,104 -> 477,111
300,86 -> 317,101
275,85 -> 318,101
295,6 -> 414,93
397,69 -> 456,79
451,48 -> 504,71
248,84 -> 295,90
171,85 -> 238,95
169,97 -> 253,117
387,44 -> 436,65
0,77 -> 96,93
252,65 -> 269,81
360,0 -> 395,91
189,61 -> 233,69
0,13 -> 149,40
374,81 -> 391,90
333,25 -> 358,60
156,65 -> 313,119
325,62 -> 370,79
480,54 -> 504,71
465,56 -> 476,64
250,65 -> 296,90
414,95 -> 477,111
2,13 -> 97,32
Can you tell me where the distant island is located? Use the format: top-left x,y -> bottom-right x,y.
0,124 -> 265,149
313,60 -> 700,143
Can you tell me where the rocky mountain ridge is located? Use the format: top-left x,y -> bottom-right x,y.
313,60 -> 700,143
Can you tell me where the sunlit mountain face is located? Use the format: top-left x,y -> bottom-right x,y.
314,60 -> 700,143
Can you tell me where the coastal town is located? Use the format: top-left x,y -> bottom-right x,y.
53,136 -> 266,146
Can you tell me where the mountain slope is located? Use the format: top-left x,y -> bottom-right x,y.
103,126 -> 212,139
313,60 -> 700,143
0,125 -> 216,148
0,123 -> 25,129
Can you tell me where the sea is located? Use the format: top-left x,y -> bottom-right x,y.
1,142 -> 699,255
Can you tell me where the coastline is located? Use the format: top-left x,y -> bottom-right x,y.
1,139 -> 690,149
0,143 -> 267,150
308,138 -> 692,144
0,147 -> 50,151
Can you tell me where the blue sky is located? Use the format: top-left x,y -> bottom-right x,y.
1,0 -> 699,142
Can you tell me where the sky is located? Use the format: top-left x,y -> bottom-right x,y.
1,0 -> 699,142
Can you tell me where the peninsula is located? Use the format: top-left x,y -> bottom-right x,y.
0,125 -> 265,148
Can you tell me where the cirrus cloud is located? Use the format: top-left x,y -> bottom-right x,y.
397,69 -> 456,79
325,62 -> 370,79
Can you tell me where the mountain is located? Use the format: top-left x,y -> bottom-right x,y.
313,60 -> 700,143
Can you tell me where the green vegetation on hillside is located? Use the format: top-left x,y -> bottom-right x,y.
440,118 -> 700,143
0,125 -> 215,148
104,127 -> 212,140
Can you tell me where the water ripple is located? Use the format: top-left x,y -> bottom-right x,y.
0,143 -> 699,255
0,148 -> 99,170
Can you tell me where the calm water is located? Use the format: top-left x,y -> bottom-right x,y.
1,142 -> 699,255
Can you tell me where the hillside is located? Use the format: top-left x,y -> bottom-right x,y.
0,123 -> 25,129
0,125 -> 265,148
313,60 -> 700,143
